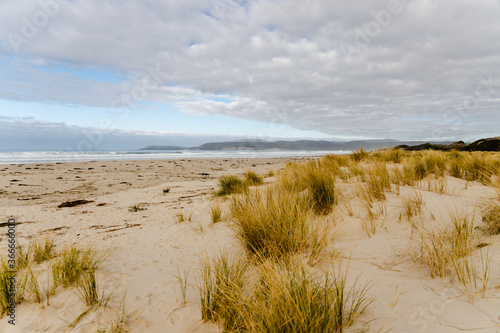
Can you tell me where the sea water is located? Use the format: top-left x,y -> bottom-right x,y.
0,150 -> 348,165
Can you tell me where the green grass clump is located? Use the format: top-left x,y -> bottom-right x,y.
278,160 -> 337,214
0,260 -> 16,315
216,175 -> 248,196
446,152 -> 500,184
244,170 -> 264,186
199,256 -> 370,333
230,186 -> 327,260
199,252 -> 247,331
163,188 -> 170,193
245,262 -> 370,333
0,238 -> 110,322
305,161 -> 336,215
209,201 -> 224,224
54,246 -> 103,288
17,243 -> 31,270
25,268 -> 42,304
77,269 -> 110,307
33,237 -> 56,263
412,159 -> 428,181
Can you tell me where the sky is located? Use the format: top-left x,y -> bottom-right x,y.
0,0 -> 499,150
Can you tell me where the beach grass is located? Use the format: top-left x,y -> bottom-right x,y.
17,243 -> 31,270
277,161 -> 310,191
350,148 -> 368,162
244,170 -> 264,186
401,190 -> 424,221
230,185 -> 328,260
278,159 -> 337,214
174,265 -> 190,304
362,162 -> 391,201
415,211 -> 475,278
199,254 -> 370,332
305,160 -> 337,215
25,267 -> 43,304
243,261 -> 371,333
216,175 -> 248,196
381,148 -> 405,163
461,153 -> 496,185
0,260 -> 14,315
209,201 -> 224,224
54,245 -> 104,288
0,237 -> 117,328
199,251 -> 247,330
32,237 -> 56,263
77,268 -> 110,307
482,200 -> 500,234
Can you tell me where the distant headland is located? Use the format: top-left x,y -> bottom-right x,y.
139,139 -> 452,152
396,137 -> 500,152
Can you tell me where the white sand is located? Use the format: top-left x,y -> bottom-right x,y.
1,157 -> 500,332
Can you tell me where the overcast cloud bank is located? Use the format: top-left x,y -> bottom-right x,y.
1,0 -> 499,142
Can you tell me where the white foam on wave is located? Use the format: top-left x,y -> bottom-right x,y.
0,150 -> 349,164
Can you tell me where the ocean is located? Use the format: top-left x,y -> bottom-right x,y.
0,150 -> 349,165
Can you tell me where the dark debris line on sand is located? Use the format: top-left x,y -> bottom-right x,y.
57,200 -> 94,208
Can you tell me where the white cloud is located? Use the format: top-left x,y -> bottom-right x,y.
0,0 -> 499,140
0,118 -> 248,150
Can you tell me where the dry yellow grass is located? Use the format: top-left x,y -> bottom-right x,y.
401,190 -> 424,221
209,200 -> 225,224
199,252 -> 370,333
414,211 -> 475,278
230,185 -> 329,261
0,238 -> 116,328
216,174 -> 248,196
244,170 -> 264,186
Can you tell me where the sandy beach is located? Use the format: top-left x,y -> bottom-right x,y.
3,0 -> 499,331
0,157 -> 311,332
1,153 -> 500,332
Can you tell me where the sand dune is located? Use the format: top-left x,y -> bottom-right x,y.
0,157 -> 306,332
1,153 -> 500,332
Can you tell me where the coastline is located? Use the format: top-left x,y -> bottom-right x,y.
0,157 -> 313,206
1,157 -> 308,332
0,150 -> 346,165
2,153 -> 500,332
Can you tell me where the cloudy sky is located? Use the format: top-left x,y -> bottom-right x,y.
0,0 -> 499,150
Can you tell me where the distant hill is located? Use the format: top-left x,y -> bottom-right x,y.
396,137 -> 500,152
140,139 -> 452,152
196,140 -> 413,151
139,145 -> 191,150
